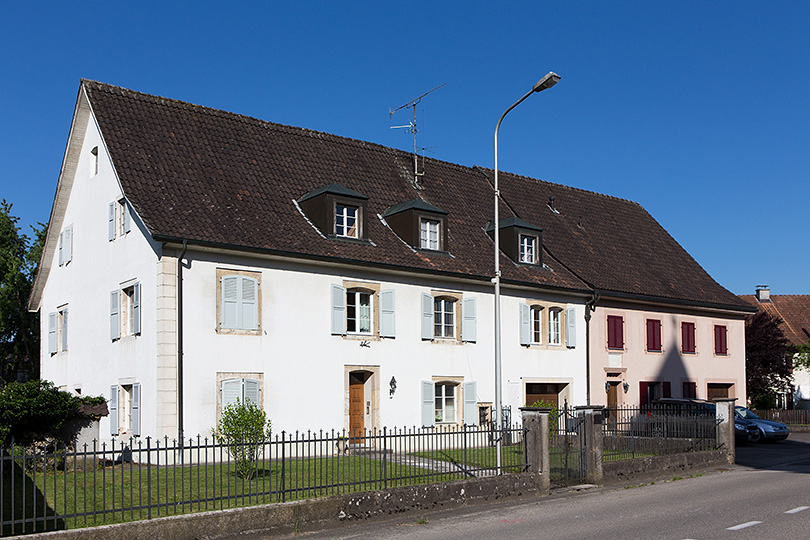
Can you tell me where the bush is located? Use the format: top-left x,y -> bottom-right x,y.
530,399 -> 560,434
0,380 -> 104,448
214,399 -> 271,479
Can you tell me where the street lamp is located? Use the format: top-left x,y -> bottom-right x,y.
493,72 -> 560,471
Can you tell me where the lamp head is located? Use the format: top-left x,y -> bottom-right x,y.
532,71 -> 561,93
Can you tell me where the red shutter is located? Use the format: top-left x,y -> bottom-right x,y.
662,381 -> 671,398
608,316 -> 624,350
639,382 -> 649,407
682,322 -> 695,353
714,325 -> 727,355
647,320 -> 661,352
682,382 -> 696,398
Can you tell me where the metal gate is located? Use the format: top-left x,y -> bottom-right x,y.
549,404 -> 587,487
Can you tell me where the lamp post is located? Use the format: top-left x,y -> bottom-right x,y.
493,72 -> 560,471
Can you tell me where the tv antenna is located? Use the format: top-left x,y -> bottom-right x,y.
390,83 -> 446,187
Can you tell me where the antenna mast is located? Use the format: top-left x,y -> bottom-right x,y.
389,83 -> 446,186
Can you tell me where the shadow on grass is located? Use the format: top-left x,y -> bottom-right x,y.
2,458 -> 65,536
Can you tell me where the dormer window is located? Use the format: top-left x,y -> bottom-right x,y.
519,234 -> 537,264
383,198 -> 448,252
485,217 -> 543,266
298,183 -> 368,241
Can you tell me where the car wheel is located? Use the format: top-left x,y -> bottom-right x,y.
749,430 -> 762,443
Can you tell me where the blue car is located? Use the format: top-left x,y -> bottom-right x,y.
735,406 -> 790,442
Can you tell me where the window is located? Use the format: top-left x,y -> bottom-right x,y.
607,315 -> 624,350
683,381 -> 697,398
434,297 -> 455,338
108,199 -> 130,241
519,234 -> 537,264
346,290 -> 373,335
548,308 -> 562,345
681,321 -> 696,354
109,383 -> 140,437
420,218 -> 440,250
221,377 -> 261,409
646,319 -> 662,352
58,227 -> 73,266
421,380 -> 477,427
48,307 -> 68,354
110,282 -> 141,340
217,270 -> 260,333
434,383 -> 457,423
714,325 -> 728,355
531,306 -> 543,344
421,293 -> 475,342
335,204 -> 359,238
639,381 -> 671,407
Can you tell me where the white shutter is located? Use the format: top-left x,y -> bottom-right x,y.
241,277 -> 258,330
331,284 -> 346,335
421,293 -> 433,340
520,304 -> 531,345
58,231 -> 64,266
48,312 -> 57,354
131,383 -> 141,436
110,290 -> 120,340
109,385 -> 119,435
461,298 -> 476,343
132,282 -> 141,335
63,227 -> 72,264
421,380 -> 435,427
221,276 -> 239,328
61,309 -> 68,351
463,381 -> 478,425
222,378 -> 242,409
379,289 -> 395,338
566,307 -> 577,348
108,202 -> 115,241
244,379 -> 261,406
124,202 -> 131,234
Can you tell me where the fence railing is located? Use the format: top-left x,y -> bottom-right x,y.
752,409 -> 810,425
602,406 -> 720,461
1,424 -> 525,536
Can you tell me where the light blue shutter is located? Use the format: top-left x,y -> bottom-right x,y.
63,228 -> 72,264
566,307 -> 577,348
133,282 -> 141,335
58,231 -> 64,266
61,309 -> 68,351
421,293 -> 433,340
131,383 -> 141,436
48,312 -> 57,354
462,298 -> 476,342
110,290 -> 120,340
520,304 -> 531,346
241,277 -> 258,330
421,381 -> 435,427
109,385 -> 119,435
221,276 -> 238,328
124,203 -> 131,234
463,381 -> 477,425
244,379 -> 260,406
108,202 -> 115,241
222,378 -> 241,409
331,284 -> 346,335
379,289 -> 395,338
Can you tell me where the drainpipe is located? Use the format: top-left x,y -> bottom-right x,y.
584,291 -> 600,406
177,240 -> 188,445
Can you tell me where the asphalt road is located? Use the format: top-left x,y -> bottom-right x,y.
287,433 -> 810,540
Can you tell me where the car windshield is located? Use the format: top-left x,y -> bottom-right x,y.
735,407 -> 760,419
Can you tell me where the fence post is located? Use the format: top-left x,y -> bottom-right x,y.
576,406 -> 604,485
715,398 -> 736,464
519,407 -> 550,496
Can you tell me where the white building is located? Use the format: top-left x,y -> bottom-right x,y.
29,80 -> 752,442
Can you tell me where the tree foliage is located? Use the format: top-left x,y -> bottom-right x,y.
745,311 -> 793,408
0,200 -> 46,383
795,343 -> 810,371
0,380 -> 104,448
214,399 -> 271,479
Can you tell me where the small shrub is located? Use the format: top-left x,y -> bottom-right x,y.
530,399 -> 559,434
214,399 -> 271,479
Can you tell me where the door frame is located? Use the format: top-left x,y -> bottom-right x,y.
344,365 -> 380,439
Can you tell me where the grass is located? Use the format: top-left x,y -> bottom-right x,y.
410,444 -> 526,473
3,452 -> 461,534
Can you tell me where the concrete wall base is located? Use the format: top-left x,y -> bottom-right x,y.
603,450 -> 728,485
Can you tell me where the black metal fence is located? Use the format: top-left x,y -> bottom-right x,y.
1,424 -> 525,536
602,406 -> 720,461
549,405 -> 586,487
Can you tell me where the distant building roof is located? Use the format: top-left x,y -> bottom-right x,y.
740,292 -> 810,346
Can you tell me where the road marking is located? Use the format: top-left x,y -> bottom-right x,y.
785,506 -> 810,514
726,521 -> 762,531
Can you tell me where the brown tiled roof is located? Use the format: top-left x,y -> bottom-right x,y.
83,80 -> 749,310
739,294 -> 810,346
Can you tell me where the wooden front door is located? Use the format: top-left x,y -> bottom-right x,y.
349,373 -> 365,443
607,382 -> 618,409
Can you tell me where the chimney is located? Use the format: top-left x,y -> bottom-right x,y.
755,285 -> 770,303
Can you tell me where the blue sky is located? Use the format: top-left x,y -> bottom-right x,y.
2,2 -> 808,295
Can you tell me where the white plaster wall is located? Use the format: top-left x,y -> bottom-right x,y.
589,304 -> 747,405
793,362 -> 810,409
39,109 -> 161,439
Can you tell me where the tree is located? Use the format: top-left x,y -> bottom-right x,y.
745,311 -> 793,408
0,200 -> 46,383
214,399 -> 271,479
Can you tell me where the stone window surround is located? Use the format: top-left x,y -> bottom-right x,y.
215,268 -> 262,335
